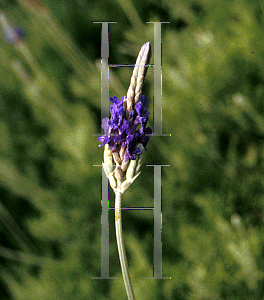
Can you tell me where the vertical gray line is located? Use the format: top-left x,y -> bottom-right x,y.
154,165 -> 162,278
154,23 -> 162,136
146,21 -> 170,136
101,169 -> 109,277
92,165 -> 117,279
101,23 -> 109,135
146,164 -> 171,279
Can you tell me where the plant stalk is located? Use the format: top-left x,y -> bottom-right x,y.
115,180 -> 135,300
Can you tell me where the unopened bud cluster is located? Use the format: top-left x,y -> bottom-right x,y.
102,143 -> 144,193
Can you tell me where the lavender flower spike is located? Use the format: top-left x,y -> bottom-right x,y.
98,42 -> 152,300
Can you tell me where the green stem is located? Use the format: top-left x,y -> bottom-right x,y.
115,180 -> 135,300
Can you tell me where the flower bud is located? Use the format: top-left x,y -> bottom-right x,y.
120,147 -> 126,161
102,144 -> 117,189
126,144 -> 144,182
113,151 -> 122,166
109,172 -> 117,189
119,145 -> 144,193
115,165 -> 123,180
126,159 -> 137,183
103,144 -> 115,177
121,160 -> 129,172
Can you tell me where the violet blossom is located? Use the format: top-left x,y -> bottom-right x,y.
98,95 -> 152,162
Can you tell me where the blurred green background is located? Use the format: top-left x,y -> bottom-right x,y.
0,0 -> 264,299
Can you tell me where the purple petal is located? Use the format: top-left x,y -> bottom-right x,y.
101,118 -> 110,135
110,96 -> 119,104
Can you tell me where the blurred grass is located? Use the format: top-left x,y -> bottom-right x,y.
0,0 -> 264,299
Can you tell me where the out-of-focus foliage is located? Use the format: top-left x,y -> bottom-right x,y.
0,0 -> 264,299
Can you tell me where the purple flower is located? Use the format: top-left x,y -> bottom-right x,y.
97,118 -> 115,149
98,95 -> 152,160
109,96 -> 124,130
137,126 -> 152,150
102,118 -> 110,136
124,133 -> 142,161
132,95 -> 150,130
115,119 -> 131,148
